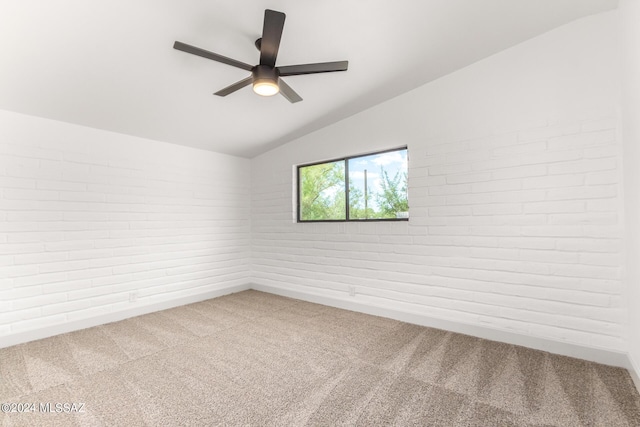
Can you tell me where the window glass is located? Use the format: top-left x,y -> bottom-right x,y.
348,150 -> 408,220
298,160 -> 346,221
297,148 -> 408,222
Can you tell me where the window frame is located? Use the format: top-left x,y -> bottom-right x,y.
296,146 -> 409,223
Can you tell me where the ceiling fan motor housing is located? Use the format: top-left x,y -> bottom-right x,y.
252,65 -> 280,96
253,65 -> 279,84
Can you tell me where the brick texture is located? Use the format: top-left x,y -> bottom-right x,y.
0,111 -> 251,335
252,117 -> 624,350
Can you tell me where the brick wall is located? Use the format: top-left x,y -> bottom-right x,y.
251,11 -> 625,352
0,110 -> 251,338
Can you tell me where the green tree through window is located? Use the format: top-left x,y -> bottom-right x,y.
299,161 -> 346,221
298,148 -> 408,222
375,168 -> 409,217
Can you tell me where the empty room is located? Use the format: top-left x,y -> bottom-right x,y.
1,0 -> 640,426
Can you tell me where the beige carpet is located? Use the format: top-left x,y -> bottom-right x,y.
1,290 -> 639,426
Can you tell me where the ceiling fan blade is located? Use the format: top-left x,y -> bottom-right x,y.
259,9 -> 286,67
174,41 -> 253,71
278,61 -> 349,76
278,79 -> 302,103
214,76 -> 253,97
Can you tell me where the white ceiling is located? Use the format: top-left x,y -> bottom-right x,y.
0,0 -> 617,158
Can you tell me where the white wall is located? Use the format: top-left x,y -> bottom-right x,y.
620,0 -> 640,387
0,109 -> 251,346
252,11 -> 626,361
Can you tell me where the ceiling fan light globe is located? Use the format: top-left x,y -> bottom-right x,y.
253,80 -> 280,96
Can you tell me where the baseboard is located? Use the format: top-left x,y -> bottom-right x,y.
0,283 -> 251,349
3,280 -> 637,384
629,353 -> 640,394
251,283 -> 631,370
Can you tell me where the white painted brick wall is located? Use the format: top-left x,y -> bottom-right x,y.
0,110 -> 251,337
252,114 -> 624,351
251,12 -> 626,351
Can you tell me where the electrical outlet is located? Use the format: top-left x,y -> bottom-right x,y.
348,286 -> 356,297
129,291 -> 138,303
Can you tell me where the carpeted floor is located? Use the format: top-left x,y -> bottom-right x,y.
1,290 -> 639,426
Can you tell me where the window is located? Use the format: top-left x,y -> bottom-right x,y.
297,147 -> 408,222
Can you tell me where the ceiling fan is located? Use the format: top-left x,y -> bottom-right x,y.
173,9 -> 348,103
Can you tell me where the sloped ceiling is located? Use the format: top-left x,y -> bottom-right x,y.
0,0 -> 618,158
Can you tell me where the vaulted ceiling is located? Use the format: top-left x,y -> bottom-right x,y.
0,0 -> 618,157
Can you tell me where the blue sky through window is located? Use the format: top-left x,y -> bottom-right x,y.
348,149 -> 408,216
